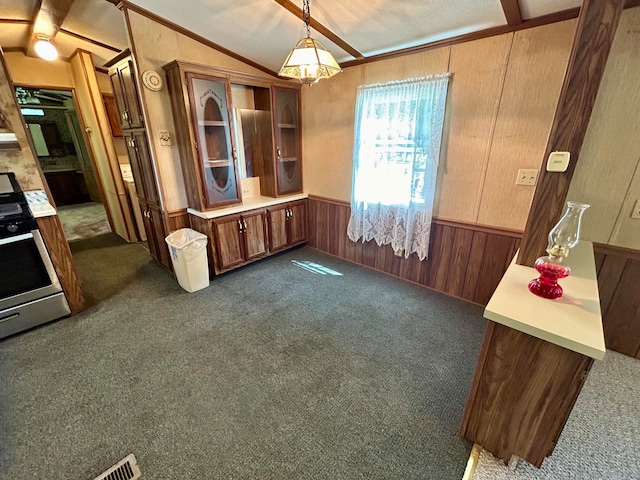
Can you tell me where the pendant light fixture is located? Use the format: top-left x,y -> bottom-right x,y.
279,0 -> 341,85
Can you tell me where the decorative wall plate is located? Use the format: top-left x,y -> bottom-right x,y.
142,70 -> 163,91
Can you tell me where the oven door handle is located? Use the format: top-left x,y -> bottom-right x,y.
0,312 -> 20,324
0,232 -> 34,246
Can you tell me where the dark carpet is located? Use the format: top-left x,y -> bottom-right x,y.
0,234 -> 487,479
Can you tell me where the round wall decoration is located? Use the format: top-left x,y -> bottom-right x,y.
142,70 -> 163,91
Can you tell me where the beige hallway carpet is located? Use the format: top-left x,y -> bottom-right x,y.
57,202 -> 111,241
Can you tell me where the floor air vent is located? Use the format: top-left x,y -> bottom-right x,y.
93,453 -> 140,480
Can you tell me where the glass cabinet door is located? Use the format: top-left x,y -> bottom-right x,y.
187,72 -> 241,207
273,87 -> 302,195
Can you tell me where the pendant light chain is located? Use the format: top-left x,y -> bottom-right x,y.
303,0 -> 311,37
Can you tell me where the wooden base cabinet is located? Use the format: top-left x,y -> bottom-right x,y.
212,210 -> 268,272
267,200 -> 307,253
189,198 -> 307,277
140,200 -> 171,269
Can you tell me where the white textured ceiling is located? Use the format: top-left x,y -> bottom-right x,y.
0,0 -> 588,72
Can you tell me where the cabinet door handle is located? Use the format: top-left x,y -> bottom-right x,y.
128,137 -> 136,149
122,110 -> 130,122
237,219 -> 244,233
232,148 -> 237,161
242,219 -> 248,231
276,146 -> 281,158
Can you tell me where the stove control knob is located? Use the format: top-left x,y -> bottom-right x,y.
7,224 -> 18,233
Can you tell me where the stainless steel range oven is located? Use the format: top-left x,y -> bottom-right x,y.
0,173 -> 70,339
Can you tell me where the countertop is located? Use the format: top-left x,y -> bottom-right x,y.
187,193 -> 308,219
25,190 -> 57,218
483,241 -> 605,360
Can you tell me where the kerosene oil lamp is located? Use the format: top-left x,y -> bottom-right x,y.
528,201 -> 590,299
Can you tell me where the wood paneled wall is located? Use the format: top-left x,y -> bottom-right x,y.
567,7 -> 640,250
302,20 -> 576,232
308,196 -> 640,360
308,196 -> 521,306
594,244 -> 640,359
166,209 -> 189,232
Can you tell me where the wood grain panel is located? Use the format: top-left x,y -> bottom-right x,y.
243,211 -> 268,261
308,196 -> 521,306
593,243 -> 640,359
461,232 -> 488,301
444,228 -> 475,297
189,213 -> 220,278
596,254 -> 627,315
477,20 -> 576,230
434,34 -> 511,223
518,0 -> 625,266
36,215 -> 84,312
427,224 -> 455,291
167,209 -> 189,232
567,7 -> 640,247
473,234 -> 521,305
604,259 -> 640,358
461,321 -> 593,467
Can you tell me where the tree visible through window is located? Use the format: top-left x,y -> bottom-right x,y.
347,74 -> 451,260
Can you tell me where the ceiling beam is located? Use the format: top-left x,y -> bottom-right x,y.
272,0 -> 364,60
500,0 -> 523,25
517,0 -> 625,267
26,0 -> 76,56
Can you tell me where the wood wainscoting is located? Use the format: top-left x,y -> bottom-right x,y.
166,209 -> 190,232
307,196 -> 522,306
36,215 -> 84,312
594,243 -> 640,359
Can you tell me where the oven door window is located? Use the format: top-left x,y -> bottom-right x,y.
0,234 -> 52,299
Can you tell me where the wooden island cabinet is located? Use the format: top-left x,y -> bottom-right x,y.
460,241 -> 605,468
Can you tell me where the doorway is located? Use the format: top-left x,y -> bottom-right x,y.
16,86 -> 111,242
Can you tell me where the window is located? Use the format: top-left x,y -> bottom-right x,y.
347,74 -> 451,260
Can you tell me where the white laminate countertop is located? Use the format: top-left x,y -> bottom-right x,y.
187,193 -> 308,219
484,241 -> 605,360
25,190 -> 57,218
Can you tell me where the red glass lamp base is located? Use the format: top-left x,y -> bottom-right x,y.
528,256 -> 571,299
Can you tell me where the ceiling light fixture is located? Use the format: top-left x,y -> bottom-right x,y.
34,35 -> 59,61
279,0 -> 341,85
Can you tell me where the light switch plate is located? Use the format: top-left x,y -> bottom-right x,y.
547,151 -> 570,172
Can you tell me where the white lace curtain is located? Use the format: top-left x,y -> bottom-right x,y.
347,74 -> 451,260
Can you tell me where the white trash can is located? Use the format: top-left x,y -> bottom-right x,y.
165,228 -> 209,293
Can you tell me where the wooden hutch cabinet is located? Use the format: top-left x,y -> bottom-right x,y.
106,51 -> 170,270
164,60 -> 306,276
272,87 -> 302,195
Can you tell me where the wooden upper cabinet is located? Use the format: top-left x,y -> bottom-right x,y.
109,60 -> 144,131
272,87 -> 302,195
164,61 -> 242,211
124,131 -> 160,206
103,94 -> 123,137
